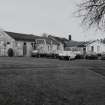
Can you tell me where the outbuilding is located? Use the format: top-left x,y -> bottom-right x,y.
86,40 -> 105,55
0,30 -> 38,56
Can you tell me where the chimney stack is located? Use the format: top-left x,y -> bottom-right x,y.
69,35 -> 71,40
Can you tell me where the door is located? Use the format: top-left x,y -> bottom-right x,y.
8,48 -> 14,57
83,47 -> 86,55
23,42 -> 27,56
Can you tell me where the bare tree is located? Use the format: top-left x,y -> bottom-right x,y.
77,0 -> 105,30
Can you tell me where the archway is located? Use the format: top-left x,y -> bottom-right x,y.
8,48 -> 14,57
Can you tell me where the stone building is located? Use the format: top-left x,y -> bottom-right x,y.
0,30 -> 38,56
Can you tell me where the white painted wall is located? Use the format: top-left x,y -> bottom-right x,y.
36,39 -> 59,54
86,40 -> 105,54
15,41 -> 34,56
59,43 -> 64,51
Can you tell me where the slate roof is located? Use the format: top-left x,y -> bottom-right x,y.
46,37 -> 59,45
85,40 -> 102,45
5,31 -> 39,42
48,35 -> 68,44
36,36 -> 59,45
65,40 -> 87,47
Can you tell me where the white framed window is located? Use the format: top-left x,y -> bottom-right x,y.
91,46 -> 94,52
36,39 -> 45,44
16,42 -> 21,47
0,41 -> 4,45
97,46 -> 100,52
48,45 -> 50,51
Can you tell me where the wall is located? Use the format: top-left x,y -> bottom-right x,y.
0,31 -> 15,56
86,41 -> 105,54
36,39 -> 59,54
15,41 -> 34,57
36,42 -> 51,54
58,43 -> 64,52
65,47 -> 84,55
0,30 -> 64,56
0,30 -> 34,57
26,42 -> 34,56
50,44 -> 58,54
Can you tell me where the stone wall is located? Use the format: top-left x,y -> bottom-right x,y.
0,30 -> 34,57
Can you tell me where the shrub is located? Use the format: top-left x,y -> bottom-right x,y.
86,54 -> 98,60
75,54 -> 84,59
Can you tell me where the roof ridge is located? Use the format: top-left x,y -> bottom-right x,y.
4,31 -> 38,42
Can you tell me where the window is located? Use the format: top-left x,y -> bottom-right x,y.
16,42 -> 21,47
24,42 -> 26,45
31,43 -> 33,47
7,42 -> 10,44
97,46 -> 100,52
91,46 -> 94,52
48,45 -> 50,51
36,39 -> 45,44
72,47 -> 77,51
31,42 -> 36,50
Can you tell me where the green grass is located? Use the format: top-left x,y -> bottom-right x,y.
0,57 -> 105,105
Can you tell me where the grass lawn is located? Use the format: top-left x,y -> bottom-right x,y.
0,57 -> 105,105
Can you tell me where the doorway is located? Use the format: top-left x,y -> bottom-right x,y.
8,48 -> 14,57
23,42 -> 27,56
83,47 -> 86,54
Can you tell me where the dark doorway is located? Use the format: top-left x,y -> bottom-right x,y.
23,42 -> 27,56
83,47 -> 86,59
8,48 -> 14,57
83,47 -> 86,54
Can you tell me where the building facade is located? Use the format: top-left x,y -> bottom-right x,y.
64,40 -> 86,55
0,30 -> 37,56
35,36 -> 59,55
86,40 -> 105,54
0,30 -> 66,57
48,35 -> 66,52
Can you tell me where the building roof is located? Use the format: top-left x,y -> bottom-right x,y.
5,31 -> 39,42
36,36 -> 59,45
48,35 -> 68,44
85,40 -> 105,46
65,40 -> 87,47
47,37 -> 59,45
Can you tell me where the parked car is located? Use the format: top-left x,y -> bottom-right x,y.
58,51 -> 76,60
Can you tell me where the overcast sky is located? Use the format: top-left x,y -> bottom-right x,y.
0,0 -> 105,41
